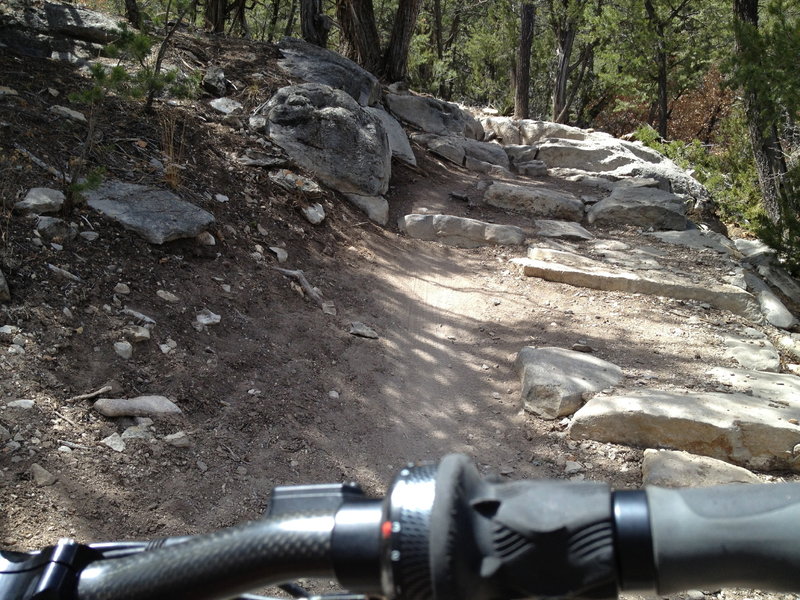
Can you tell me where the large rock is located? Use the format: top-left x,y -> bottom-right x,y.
708,367 -> 800,404
721,329 -> 781,372
534,220 -> 593,241
642,449 -> 761,487
0,270 -> 9,301
514,250 -> 763,323
480,117 -> 590,145
85,181 -> 215,244
743,271 -> 798,330
757,264 -> 800,303
14,187 -> 64,214
386,92 -> 483,139
345,193 -> 388,225
483,181 -> 584,221
277,38 -> 380,106
401,214 -> 526,248
587,186 -> 688,231
515,347 -> 623,419
646,229 -> 738,256
365,107 -> 416,166
0,0 -> 123,57
411,133 -> 509,169
263,83 -> 391,198
570,390 -> 800,471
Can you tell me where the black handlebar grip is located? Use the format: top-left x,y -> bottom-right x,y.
647,483 -> 800,594
427,455 -> 618,600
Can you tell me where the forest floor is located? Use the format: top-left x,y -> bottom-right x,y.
0,32 -> 796,600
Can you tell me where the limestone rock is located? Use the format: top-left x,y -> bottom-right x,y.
587,187 -> 688,230
570,390 -> 800,471
515,346 -> 623,419
514,252 -> 763,323
268,169 -> 323,197
93,395 -> 182,418
483,181 -> 584,221
708,367 -> 800,403
534,220 -> 593,241
202,66 -> 227,96
345,193 -> 389,225
402,214 -> 526,248
757,264 -> 800,303
50,105 -> 86,122
411,133 -> 509,169
743,272 -> 798,330
277,38 -> 380,106
113,341 -> 133,359
209,97 -> 242,114
36,216 -> 77,241
464,156 -> 514,178
31,463 -> 58,486
642,449 -> 760,487
15,187 -> 64,214
264,83 -> 391,198
721,329 -> 780,372
386,92 -> 483,139
301,203 -> 325,224
85,181 -> 215,245
646,229 -> 738,255
734,238 -> 776,266
517,161 -> 548,177
349,322 -> 379,339
504,144 -> 539,167
364,107 -> 416,166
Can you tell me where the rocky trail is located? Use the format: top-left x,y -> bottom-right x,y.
1,6 -> 800,600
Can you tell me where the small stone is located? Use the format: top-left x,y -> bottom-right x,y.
93,396 -> 181,418
564,461 -> 583,474
301,203 -> 325,224
214,194 -> 229,203
195,309 -> 221,329
164,431 -> 191,448
236,466 -> 248,476
114,341 -> 133,359
7,399 -> 34,409
51,242 -> 63,251
80,231 -> 99,241
322,301 -> 337,316
221,284 -> 232,293
101,433 -> 125,452
50,105 -> 86,122
197,460 -> 209,472
114,283 -> 131,295
57,445 -> 72,453
31,463 -> 57,486
686,591 -> 705,600
157,290 -> 180,303
571,343 -> 594,353
124,326 -> 151,343
0,425 -> 9,441
15,188 -> 65,214
269,247 -> 288,263
492,392 -> 501,399
121,426 -> 153,440
209,97 -> 243,114
196,231 -> 216,246
328,390 -> 340,400
349,322 -> 379,339
159,339 -> 178,354
11,334 -> 26,347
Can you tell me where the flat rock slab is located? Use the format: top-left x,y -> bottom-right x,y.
570,390 -> 800,471
744,271 -> 798,330
85,181 -> 214,244
386,93 -> 482,139
402,214 -> 525,248
277,38 -> 380,106
513,252 -> 763,323
93,395 -> 182,418
758,264 -> 800,304
15,187 -> 64,214
534,220 -> 593,240
483,181 -> 584,221
708,367 -> 800,403
721,329 -> 780,372
642,449 -> 760,487
734,238 -> 776,266
515,346 -> 623,419
412,133 -> 509,169
646,229 -> 738,255
587,187 -> 688,231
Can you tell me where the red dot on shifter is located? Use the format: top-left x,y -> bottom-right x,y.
381,520 -> 393,539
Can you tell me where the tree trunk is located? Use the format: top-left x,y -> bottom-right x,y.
336,0 -> 382,73
124,0 -> 141,28
515,3 -> 536,119
284,0 -> 297,37
552,8 -> 577,123
266,0 -> 281,41
644,0 -> 669,137
382,0 -> 424,81
205,0 -> 226,32
733,0 -> 790,225
301,0 -> 331,46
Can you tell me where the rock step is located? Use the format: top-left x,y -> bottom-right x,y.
513,251 -> 763,323
642,449 -> 761,487
569,390 -> 800,472
401,214 -> 525,248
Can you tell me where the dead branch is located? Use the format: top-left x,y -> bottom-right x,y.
273,267 -> 324,306
67,385 -> 113,403
13,143 -> 70,182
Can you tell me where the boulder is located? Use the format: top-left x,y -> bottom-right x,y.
85,181 -> 215,245
642,449 -> 761,487
587,186 -> 688,230
345,193 -> 389,225
364,107 -> 416,166
483,181 -> 584,221
479,118 -> 591,145
734,238 -> 776,266
401,214 -> 526,248
411,133 -> 509,169
646,229 -> 738,255
569,390 -> 800,471
743,271 -> 798,330
515,346 -> 623,419
757,264 -> 800,303
277,38 -> 380,106
386,92 -> 483,139
15,187 -> 65,214
516,161 -> 548,177
263,83 -> 391,198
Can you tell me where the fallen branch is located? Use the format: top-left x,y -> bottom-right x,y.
53,411 -> 79,427
67,385 -> 112,403
57,439 -> 90,450
273,267 -> 324,307
13,143 -> 70,182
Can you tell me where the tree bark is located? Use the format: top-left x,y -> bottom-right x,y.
515,3 -> 536,119
382,0 -> 424,81
644,0 -> 669,137
733,0 -> 791,225
301,0 -> 331,46
124,0 -> 141,28
205,0 -> 226,32
336,0 -> 382,73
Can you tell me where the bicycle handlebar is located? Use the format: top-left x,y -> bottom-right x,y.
2,454 -> 800,600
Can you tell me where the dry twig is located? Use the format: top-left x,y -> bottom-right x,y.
273,267 -> 325,307
67,385 -> 112,403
